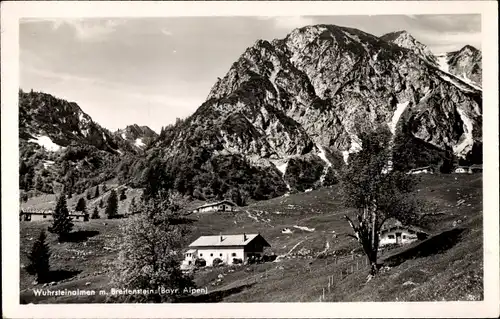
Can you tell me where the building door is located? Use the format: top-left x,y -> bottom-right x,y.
395,232 -> 402,245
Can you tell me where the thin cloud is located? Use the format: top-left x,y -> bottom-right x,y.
49,18 -> 124,41
258,16 -> 317,31
21,65 -> 203,111
161,28 -> 173,36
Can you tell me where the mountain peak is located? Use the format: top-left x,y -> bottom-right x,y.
459,44 -> 480,55
380,30 -> 436,63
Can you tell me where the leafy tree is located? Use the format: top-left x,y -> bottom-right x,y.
75,197 -> 87,212
440,148 -> 456,174
341,128 -> 423,275
26,230 -> 51,282
105,189 -> 118,219
141,158 -> 170,200
94,185 -> 100,198
128,197 -> 137,215
109,191 -> 195,302
24,167 -> 35,190
119,189 -> 127,201
91,206 -> 100,219
48,194 -> 73,241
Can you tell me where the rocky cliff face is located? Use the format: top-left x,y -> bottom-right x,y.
158,24 -> 482,195
19,90 -> 120,152
114,124 -> 158,151
445,45 -> 482,88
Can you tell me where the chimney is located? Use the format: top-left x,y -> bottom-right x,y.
243,233 -> 247,241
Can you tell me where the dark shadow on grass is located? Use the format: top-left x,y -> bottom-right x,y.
177,283 -> 255,303
43,269 -> 82,283
63,230 -> 99,243
383,228 -> 466,267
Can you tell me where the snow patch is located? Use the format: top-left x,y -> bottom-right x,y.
134,138 -> 145,147
389,101 -> 409,135
293,225 -> 315,232
273,160 -> 291,190
436,54 -> 450,73
439,73 -> 475,93
453,107 -> 474,157
342,134 -> 362,164
317,144 -> 332,184
28,135 -> 62,152
42,160 -> 55,169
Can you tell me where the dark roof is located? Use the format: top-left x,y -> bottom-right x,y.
409,166 -> 432,171
379,225 -> 428,235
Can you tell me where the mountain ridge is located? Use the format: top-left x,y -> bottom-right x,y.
19,24 -> 483,202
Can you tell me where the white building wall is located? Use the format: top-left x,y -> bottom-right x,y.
379,230 -> 418,246
197,247 -> 244,266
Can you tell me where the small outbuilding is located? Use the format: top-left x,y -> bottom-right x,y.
379,225 -> 428,247
454,166 -> 471,174
191,200 -> 237,214
407,166 -> 434,175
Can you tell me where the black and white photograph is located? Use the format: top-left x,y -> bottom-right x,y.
1,1 -> 499,318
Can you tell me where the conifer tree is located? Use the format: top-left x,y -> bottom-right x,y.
86,190 -> 92,200
27,230 -> 51,282
48,194 -> 74,241
105,189 -> 118,219
75,197 -> 87,212
94,185 -> 100,198
91,206 -> 100,219
98,199 -> 104,208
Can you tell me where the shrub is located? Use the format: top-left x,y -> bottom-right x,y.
232,258 -> 243,264
195,258 -> 206,268
212,258 -> 223,267
91,206 -> 100,219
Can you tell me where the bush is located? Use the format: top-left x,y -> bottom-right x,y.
194,258 -> 206,268
232,258 -> 243,264
212,258 -> 223,267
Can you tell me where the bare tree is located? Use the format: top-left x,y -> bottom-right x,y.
340,128 -> 422,275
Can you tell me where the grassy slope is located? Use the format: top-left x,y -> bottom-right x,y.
19,174 -> 483,303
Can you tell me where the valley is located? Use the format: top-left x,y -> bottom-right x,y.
19,174 -> 483,303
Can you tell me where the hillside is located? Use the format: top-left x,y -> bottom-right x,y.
19,174 -> 482,303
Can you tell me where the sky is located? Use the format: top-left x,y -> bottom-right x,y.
20,14 -> 481,133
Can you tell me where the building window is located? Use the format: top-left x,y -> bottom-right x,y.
210,253 -> 213,257
402,235 -> 406,239
388,235 -> 395,239
43,214 -> 47,218
232,253 -> 236,257
220,253 -> 223,257
199,253 -> 203,257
